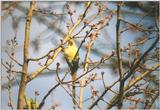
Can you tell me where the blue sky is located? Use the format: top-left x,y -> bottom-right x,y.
1,1 -> 158,109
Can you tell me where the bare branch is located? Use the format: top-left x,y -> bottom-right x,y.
116,3 -> 124,108
17,1 -> 35,109
27,2 -> 92,82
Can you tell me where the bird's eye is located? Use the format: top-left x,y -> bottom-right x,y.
68,40 -> 73,46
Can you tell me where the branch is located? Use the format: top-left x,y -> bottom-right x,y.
38,65 -> 68,109
79,31 -> 97,109
62,53 -> 114,84
120,18 -> 159,33
145,91 -> 159,109
124,64 -> 159,91
116,3 -> 124,108
79,10 -> 114,109
107,64 -> 159,109
106,35 -> 159,108
38,84 -> 59,109
89,79 -> 119,109
28,49 -> 54,61
17,1 -> 35,109
123,35 -> 159,82
55,65 -> 81,109
27,2 -> 92,83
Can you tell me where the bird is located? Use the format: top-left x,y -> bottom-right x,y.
64,38 -> 79,108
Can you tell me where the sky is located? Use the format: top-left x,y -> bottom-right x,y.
1,1 -> 158,110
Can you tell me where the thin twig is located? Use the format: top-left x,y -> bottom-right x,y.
38,71 -> 68,109
5,51 -> 22,66
89,79 -> 119,109
62,53 -> 114,84
120,18 -> 159,33
2,61 -> 23,74
55,64 -> 80,109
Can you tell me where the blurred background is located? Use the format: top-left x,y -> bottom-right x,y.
1,1 -> 159,110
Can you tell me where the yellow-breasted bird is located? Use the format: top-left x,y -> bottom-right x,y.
64,38 -> 79,108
